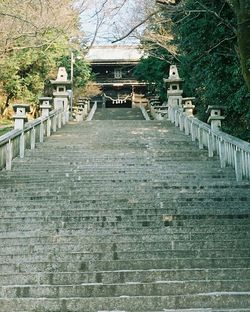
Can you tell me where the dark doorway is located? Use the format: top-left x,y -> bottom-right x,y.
105,100 -> 132,108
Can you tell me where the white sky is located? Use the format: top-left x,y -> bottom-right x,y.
80,0 -> 153,44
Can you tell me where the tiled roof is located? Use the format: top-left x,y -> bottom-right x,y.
86,45 -> 144,63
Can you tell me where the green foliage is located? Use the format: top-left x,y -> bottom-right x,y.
0,34 -> 69,108
134,0 -> 249,140
58,52 -> 92,88
173,0 -> 250,140
0,127 -> 13,136
0,1 -> 90,114
133,45 -> 173,101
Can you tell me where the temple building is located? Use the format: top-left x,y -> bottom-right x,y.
86,45 -> 148,108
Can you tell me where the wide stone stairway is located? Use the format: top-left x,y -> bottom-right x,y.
0,108 -> 250,311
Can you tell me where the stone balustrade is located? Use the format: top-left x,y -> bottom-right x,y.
161,64 -> 250,182
0,67 -> 74,171
140,106 -> 151,120
86,101 -> 97,121
167,90 -> 250,182
0,108 -> 65,171
73,97 -> 91,122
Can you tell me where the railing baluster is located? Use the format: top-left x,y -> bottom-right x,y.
219,139 -> 226,168
207,132 -> 213,158
20,132 -> 25,159
6,140 -> 12,171
57,113 -> 61,129
234,149 -> 243,182
191,121 -> 195,142
31,128 -> 36,150
40,121 -> 44,143
198,127 -> 203,149
47,117 -> 51,137
52,116 -> 57,132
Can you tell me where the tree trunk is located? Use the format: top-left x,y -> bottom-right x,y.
232,0 -> 250,91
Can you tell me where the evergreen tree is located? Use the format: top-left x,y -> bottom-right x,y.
173,0 -> 249,140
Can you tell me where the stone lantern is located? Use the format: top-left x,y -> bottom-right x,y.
39,97 -> 52,118
206,105 -> 225,131
164,65 -> 184,108
50,67 -> 71,122
13,104 -> 30,130
182,97 -> 195,117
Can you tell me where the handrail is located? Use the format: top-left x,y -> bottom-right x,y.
86,101 -> 97,121
0,108 -> 65,171
168,105 -> 250,181
0,129 -> 22,147
140,106 -> 151,120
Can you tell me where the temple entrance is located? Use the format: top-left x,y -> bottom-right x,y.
86,46 -> 149,109
105,100 -> 132,108
103,86 -> 133,109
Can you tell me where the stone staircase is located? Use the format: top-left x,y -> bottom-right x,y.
133,93 -> 148,107
0,108 -> 250,311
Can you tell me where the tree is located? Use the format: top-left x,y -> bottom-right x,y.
58,51 -> 92,88
0,36 -> 68,114
0,0 -> 81,56
227,0 -> 250,90
172,0 -> 249,140
155,0 -> 250,91
99,0 -> 249,93
133,49 -> 172,100
130,0 -> 249,140
0,0 -> 91,115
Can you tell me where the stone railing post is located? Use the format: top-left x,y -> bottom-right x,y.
13,104 -> 30,130
6,140 -> 12,171
182,97 -> 195,117
164,65 -> 250,181
164,65 -> 184,120
13,104 -> 30,159
51,67 -> 71,124
74,98 -> 89,122
40,97 -> 52,118
206,105 -> 225,131
40,97 -> 52,137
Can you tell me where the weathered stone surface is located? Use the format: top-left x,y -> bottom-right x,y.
0,108 -> 249,311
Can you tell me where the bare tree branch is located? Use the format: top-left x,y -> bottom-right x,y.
111,9 -> 161,43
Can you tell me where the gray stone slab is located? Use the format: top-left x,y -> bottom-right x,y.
0,116 -> 249,311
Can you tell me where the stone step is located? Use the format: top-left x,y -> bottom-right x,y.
1,219 -> 250,232
1,202 -> 248,213
2,178 -> 245,186
1,268 -> 250,286
1,190 -> 249,199
93,108 -> 145,120
1,257 -> 249,274
2,176 -> 241,185
0,249 -> 250,263
1,232 -> 250,247
3,164 -> 228,170
1,116 -> 249,311
1,213 -> 249,223
1,293 -> 250,311
1,182 -> 248,191
1,224 -> 249,238
2,180 -> 248,188
0,239 -> 249,256
2,209 -> 250,221
2,210 -> 250,221
3,198 -> 249,207
2,280 -> 250,299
